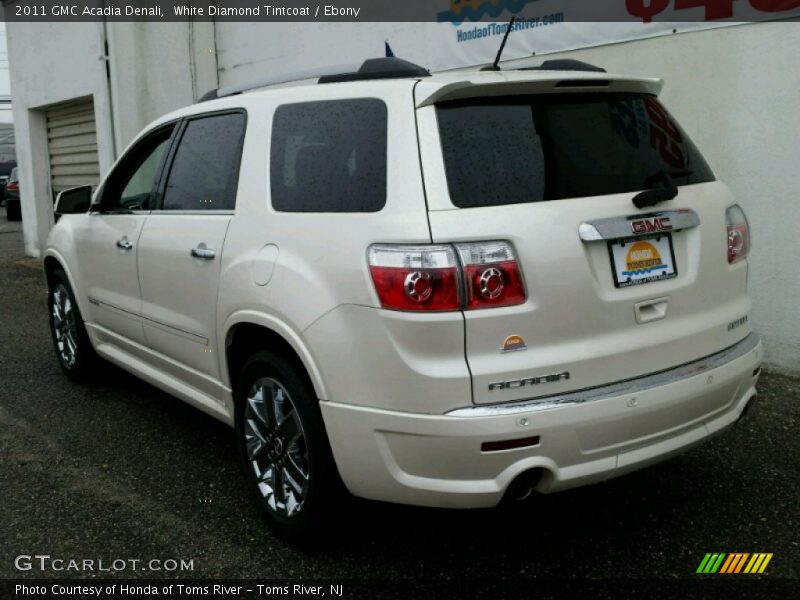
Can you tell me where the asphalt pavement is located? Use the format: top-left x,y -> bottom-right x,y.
1,225 -> 798,588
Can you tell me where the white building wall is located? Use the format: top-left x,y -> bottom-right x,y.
6,22 -> 116,258
107,22 -> 217,152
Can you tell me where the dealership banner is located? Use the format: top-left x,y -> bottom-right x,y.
428,0 -> 800,70
430,20 -> 723,71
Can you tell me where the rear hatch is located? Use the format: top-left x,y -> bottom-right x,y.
415,76 -> 752,405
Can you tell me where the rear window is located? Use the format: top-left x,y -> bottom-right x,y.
436,93 -> 714,209
270,99 -> 387,213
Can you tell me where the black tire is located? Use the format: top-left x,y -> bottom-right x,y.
47,269 -> 97,381
6,199 -> 21,221
234,350 -> 343,544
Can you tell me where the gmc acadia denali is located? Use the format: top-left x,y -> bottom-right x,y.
44,58 -> 762,540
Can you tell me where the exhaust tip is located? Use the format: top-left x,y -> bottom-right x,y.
506,468 -> 543,502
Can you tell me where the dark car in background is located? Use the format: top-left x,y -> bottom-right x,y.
5,167 -> 20,221
0,160 -> 17,206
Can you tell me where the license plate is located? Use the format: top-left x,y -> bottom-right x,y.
608,233 -> 677,288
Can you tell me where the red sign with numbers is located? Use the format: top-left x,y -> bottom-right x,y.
627,0 -> 800,22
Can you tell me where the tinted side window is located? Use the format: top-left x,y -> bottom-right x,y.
270,99 -> 387,212
162,112 -> 246,211
102,126 -> 174,210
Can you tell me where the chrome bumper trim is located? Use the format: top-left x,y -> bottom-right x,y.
447,334 -> 760,418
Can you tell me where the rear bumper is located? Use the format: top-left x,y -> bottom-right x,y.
320,334 -> 762,508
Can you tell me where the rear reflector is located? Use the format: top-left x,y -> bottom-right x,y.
726,205 -> 750,264
481,435 -> 541,452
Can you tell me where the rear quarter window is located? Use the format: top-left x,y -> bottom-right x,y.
437,93 -> 714,209
270,99 -> 387,213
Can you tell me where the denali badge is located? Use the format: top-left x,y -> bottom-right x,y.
728,315 -> 748,331
631,217 -> 673,235
489,372 -> 570,391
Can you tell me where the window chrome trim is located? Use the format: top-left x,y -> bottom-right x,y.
579,209 -> 700,242
88,210 -> 151,216
147,210 -> 235,216
446,333 -> 759,418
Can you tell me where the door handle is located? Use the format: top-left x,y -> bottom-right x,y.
116,239 -> 133,250
190,246 -> 216,260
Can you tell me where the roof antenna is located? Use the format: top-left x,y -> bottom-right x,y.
481,16 -> 516,71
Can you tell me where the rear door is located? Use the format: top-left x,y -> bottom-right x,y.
138,111 -> 246,379
416,89 -> 753,405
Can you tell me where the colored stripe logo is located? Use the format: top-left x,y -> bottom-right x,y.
696,553 -> 773,574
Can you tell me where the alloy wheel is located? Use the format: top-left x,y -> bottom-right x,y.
51,284 -> 78,368
244,377 -> 310,518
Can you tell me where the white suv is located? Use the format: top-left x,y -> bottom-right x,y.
45,57 -> 762,540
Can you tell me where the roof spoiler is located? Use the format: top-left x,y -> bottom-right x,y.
415,75 -> 664,108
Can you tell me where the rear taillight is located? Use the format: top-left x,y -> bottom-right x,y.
368,241 -> 526,312
726,205 -> 750,264
6,182 -> 18,193
455,241 -> 527,309
368,245 -> 461,311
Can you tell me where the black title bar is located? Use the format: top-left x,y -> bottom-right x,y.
2,0 -> 800,22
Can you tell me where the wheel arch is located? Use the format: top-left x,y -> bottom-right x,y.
42,250 -> 90,318
223,312 -> 327,402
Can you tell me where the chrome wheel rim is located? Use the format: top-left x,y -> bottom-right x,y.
244,377 -> 309,518
51,284 -> 78,368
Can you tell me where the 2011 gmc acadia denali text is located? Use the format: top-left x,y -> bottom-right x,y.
44,58 -> 762,541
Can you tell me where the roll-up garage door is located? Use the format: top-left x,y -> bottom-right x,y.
45,98 -> 100,197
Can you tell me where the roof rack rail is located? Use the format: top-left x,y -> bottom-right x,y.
519,59 -> 606,73
199,57 -> 430,102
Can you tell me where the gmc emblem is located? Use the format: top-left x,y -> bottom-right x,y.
631,217 -> 673,234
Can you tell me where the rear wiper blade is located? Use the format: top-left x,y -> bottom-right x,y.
633,171 -> 678,209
